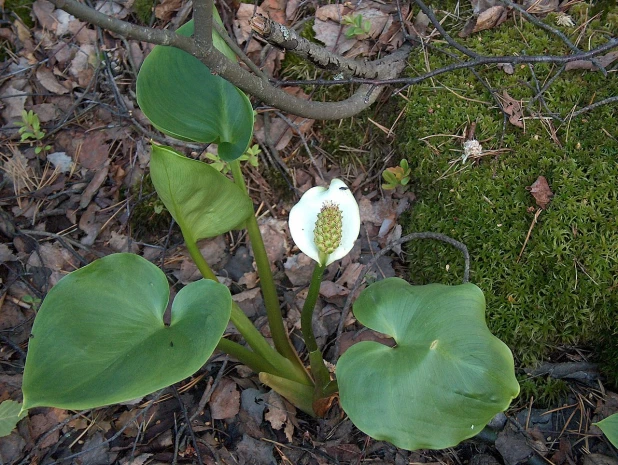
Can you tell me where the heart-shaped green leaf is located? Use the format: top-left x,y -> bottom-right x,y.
150,145 -> 254,243
595,414 -> 618,448
136,18 -> 253,161
22,253 -> 231,410
337,278 -> 519,451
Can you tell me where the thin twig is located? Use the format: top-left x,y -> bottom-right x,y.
500,0 -> 607,75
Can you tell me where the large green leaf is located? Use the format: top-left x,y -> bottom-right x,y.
150,145 -> 253,243
22,254 -> 231,410
596,414 -> 618,448
337,278 -> 520,451
136,18 -> 253,161
0,401 -> 26,437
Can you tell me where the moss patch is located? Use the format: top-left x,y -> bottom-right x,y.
399,5 -> 618,384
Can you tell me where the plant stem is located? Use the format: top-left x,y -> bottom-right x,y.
185,237 -> 311,385
229,161 -> 304,366
301,263 -> 331,394
216,338 -> 278,374
301,263 -> 325,353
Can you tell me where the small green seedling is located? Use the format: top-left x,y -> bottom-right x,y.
205,144 -> 261,174
17,110 -> 52,155
21,294 -> 41,310
382,159 -> 411,190
342,14 -> 371,38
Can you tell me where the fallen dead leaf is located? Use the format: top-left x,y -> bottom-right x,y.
501,90 -> 524,128
26,242 -> 79,286
472,6 -> 508,34
565,50 -> 618,71
28,408 -> 69,449
155,0 -> 183,21
209,378 -> 240,420
264,391 -> 294,442
32,0 -> 57,32
527,175 -> 553,209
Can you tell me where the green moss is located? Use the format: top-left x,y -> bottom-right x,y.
129,175 -> 173,240
4,0 -> 35,28
133,0 -> 155,25
400,6 -> 618,384
517,375 -> 570,408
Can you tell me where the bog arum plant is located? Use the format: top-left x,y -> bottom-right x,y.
14,6 -> 520,452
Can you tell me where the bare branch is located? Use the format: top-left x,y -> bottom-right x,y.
192,0 -> 213,54
51,0 -> 411,120
499,0 -> 607,75
274,38 -> 618,88
249,15 -> 377,78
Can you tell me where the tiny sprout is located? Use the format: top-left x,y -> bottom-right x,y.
382,159 -> 411,190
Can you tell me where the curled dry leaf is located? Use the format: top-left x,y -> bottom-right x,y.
473,6 -> 508,33
264,391 -> 294,442
501,91 -> 524,128
527,175 -> 553,209
565,50 -> 618,71
209,378 -> 240,420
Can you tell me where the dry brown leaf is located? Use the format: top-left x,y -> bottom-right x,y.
155,0 -> 183,21
565,50 -> 618,71
1,86 -> 27,121
27,242 -> 79,286
113,409 -> 141,437
501,90 -> 524,128
32,0 -> 57,32
473,6 -> 508,33
28,409 -> 69,449
210,378 -> 240,420
285,0 -> 302,21
233,4 -> 265,54
260,0 -> 287,25
264,391 -> 295,442
256,218 -> 289,267
75,131 -> 111,169
527,175 -> 553,209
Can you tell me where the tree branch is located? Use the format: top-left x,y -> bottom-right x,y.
249,15 -> 378,78
192,0 -> 213,54
51,0 -> 411,120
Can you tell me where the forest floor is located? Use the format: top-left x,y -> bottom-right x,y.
1,1 -> 617,464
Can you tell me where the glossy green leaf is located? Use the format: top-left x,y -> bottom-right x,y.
136,18 -> 253,161
337,278 -> 520,451
22,254 -> 231,410
0,401 -> 26,437
150,145 -> 253,243
595,413 -> 618,448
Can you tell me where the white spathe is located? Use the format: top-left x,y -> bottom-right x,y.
289,179 -> 360,266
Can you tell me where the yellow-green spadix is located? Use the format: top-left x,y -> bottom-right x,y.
289,179 -> 360,266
